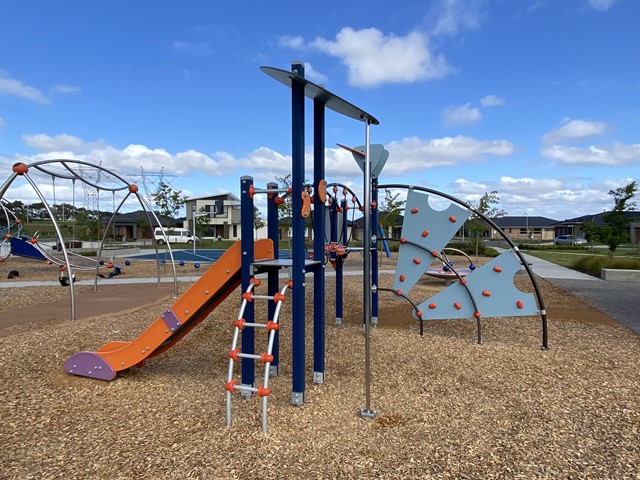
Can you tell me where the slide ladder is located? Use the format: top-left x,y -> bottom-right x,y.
225,278 -> 291,432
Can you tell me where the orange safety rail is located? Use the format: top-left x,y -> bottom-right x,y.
65,239 -> 275,381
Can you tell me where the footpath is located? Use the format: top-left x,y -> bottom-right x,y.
515,251 -> 640,334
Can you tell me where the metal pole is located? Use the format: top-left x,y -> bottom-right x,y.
359,119 -> 376,420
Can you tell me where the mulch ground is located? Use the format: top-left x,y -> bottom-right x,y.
0,255 -> 638,479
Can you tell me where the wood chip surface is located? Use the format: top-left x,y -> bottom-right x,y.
1,255 -> 638,479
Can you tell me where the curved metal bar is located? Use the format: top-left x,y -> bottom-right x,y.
23,173 -> 77,320
378,183 -> 549,349
136,192 -> 178,297
380,235 -> 483,344
325,182 -> 363,208
376,287 -> 426,336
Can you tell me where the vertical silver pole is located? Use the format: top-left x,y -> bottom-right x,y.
359,119 -> 376,420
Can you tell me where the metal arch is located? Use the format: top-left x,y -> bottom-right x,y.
378,183 -> 549,350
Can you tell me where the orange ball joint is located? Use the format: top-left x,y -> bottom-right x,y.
12,162 -> 29,175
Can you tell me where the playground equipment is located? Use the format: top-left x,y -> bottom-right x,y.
61,62 -> 548,433
64,240 -> 274,380
0,159 -> 180,318
424,247 -> 476,284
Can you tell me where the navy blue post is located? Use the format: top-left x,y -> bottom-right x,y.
313,98 -> 326,384
267,182 -> 280,375
290,62 -> 306,405
371,178 -> 379,326
240,176 -> 255,389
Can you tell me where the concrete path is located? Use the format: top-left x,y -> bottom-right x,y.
515,250 -> 640,334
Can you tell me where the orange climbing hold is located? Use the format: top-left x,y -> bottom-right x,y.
493,266 -> 503,273
411,207 -> 419,214
516,300 -> 524,309
399,274 -> 406,282
482,290 -> 491,297
422,230 -> 429,237
449,215 -> 457,222
454,302 -> 462,310
413,258 -> 421,265
429,303 -> 437,309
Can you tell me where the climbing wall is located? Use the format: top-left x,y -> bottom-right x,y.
413,252 -> 538,320
394,190 -> 467,295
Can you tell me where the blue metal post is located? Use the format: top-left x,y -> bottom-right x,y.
290,61 -> 306,405
267,182 -> 280,376
239,176 -> 255,389
313,98 -> 326,384
371,178 -> 379,326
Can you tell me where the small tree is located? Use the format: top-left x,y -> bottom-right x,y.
254,207 -> 266,239
194,207 -> 211,240
602,181 -> 638,256
136,216 -> 150,246
378,189 -> 405,238
466,191 -> 507,260
152,182 -> 186,227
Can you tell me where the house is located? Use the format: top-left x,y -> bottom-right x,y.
488,216 -> 558,241
107,211 -> 173,241
555,211 -> 640,244
183,193 -> 242,240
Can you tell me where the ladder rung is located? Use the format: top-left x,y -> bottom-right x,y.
237,352 -> 262,360
237,321 -> 267,328
233,384 -> 258,393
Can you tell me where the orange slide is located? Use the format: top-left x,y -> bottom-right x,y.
64,239 -> 274,381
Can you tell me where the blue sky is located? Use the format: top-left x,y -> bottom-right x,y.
1,0 -> 638,221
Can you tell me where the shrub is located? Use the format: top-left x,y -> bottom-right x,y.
447,242 -> 499,258
572,255 -> 640,277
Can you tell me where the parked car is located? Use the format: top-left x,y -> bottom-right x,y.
554,235 -> 587,246
154,227 -> 200,245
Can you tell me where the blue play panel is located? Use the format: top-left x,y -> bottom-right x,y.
130,249 -> 293,263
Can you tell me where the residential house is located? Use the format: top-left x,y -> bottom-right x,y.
183,193 -> 242,240
488,216 -> 558,241
107,211 -> 173,241
555,211 -> 640,244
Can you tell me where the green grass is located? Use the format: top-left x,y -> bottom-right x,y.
524,249 -> 640,276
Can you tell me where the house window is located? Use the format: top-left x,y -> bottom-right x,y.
233,225 -> 237,237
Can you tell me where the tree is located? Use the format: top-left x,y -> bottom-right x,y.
152,182 -> 185,226
275,174 -> 292,229
194,207 -> 211,240
378,189 -> 405,238
466,191 -> 507,260
602,181 -> 638,255
254,207 -> 266,239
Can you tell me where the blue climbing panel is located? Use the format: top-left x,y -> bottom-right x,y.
393,191 -> 467,295
414,251 -> 539,320
9,237 -> 46,260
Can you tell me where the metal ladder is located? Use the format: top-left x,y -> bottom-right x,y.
225,278 -> 290,432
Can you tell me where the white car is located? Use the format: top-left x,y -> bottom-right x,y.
554,235 -> 587,246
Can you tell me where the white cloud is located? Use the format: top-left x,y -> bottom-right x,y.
450,176 -> 617,220
586,0 -> 618,11
52,84 -> 82,94
278,35 -> 306,50
540,118 -> 638,167
303,63 -> 328,85
542,118 -> 607,146
173,40 -> 213,56
0,70 -> 50,104
430,0 -> 483,36
479,94 -> 504,107
22,133 -> 99,153
442,103 -> 482,127
541,142 -> 640,166
306,27 -> 452,88
384,135 -> 514,175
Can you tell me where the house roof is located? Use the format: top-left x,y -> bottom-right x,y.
185,192 -> 240,202
109,210 -> 173,226
492,216 -> 558,228
558,211 -> 640,226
